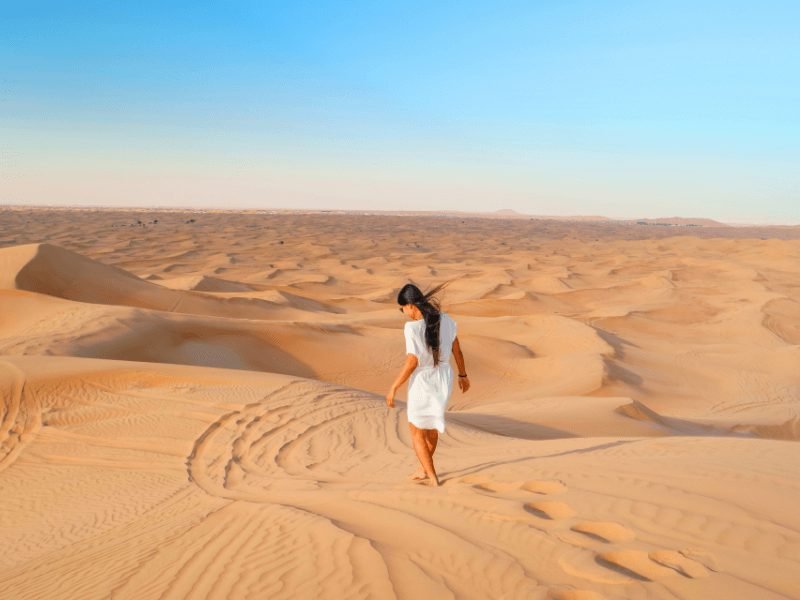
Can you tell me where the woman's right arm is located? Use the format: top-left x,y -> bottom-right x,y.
452,337 -> 470,392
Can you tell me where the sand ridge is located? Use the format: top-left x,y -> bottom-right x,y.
1,208 -> 800,599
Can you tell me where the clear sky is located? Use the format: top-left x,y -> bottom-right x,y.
2,1 -> 798,223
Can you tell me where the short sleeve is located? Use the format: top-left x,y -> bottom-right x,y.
404,322 -> 420,357
443,313 -> 456,346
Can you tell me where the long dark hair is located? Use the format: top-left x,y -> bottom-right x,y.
397,282 -> 447,366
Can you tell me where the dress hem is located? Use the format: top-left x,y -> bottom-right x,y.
407,416 -> 446,434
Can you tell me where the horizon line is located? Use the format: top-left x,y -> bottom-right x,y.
1,202 -> 798,228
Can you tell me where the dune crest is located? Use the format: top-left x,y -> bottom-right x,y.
0,243 -> 336,320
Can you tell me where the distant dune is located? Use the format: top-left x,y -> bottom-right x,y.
5,204 -> 785,227
627,217 -> 730,227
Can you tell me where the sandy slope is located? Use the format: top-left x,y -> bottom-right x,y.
1,208 -> 800,599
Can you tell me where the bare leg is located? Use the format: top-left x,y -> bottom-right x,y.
409,429 -> 440,481
425,429 -> 438,457
409,423 -> 439,486
409,424 -> 435,480
408,423 -> 427,480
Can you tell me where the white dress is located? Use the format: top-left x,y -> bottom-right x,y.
404,313 -> 458,433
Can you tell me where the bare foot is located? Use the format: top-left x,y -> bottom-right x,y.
409,471 -> 428,481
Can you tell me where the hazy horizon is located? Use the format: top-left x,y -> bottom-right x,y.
2,1 -> 798,223
6,202 -> 798,227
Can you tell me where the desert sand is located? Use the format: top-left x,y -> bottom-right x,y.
1,206 -> 799,599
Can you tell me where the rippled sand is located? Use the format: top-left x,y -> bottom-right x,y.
1,207 -> 799,599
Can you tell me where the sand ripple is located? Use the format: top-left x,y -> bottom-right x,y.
2,210 -> 800,598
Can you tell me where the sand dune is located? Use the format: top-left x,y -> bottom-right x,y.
2,356 -> 800,599
762,297 -> 800,344
0,243 -> 339,320
1,207 -> 800,599
155,274 -> 261,292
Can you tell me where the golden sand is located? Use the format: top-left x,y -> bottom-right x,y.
1,207 -> 799,599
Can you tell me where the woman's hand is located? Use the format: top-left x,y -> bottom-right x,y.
458,375 -> 470,393
387,355 -> 417,408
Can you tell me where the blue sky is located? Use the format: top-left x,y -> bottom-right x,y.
1,1 -> 798,222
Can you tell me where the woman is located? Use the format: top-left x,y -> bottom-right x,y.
386,283 -> 470,487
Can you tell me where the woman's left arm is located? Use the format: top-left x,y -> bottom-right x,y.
386,354 -> 418,407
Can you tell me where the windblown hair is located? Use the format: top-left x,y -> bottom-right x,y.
397,282 -> 448,366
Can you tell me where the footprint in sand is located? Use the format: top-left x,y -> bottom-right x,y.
458,476 -> 577,523
594,549 -> 708,582
471,481 -> 520,493
561,539 -> 714,584
466,475 -> 712,589
521,479 -> 567,495
649,550 -> 709,578
570,521 -> 636,543
679,548 -> 721,573
459,476 -> 576,521
524,500 -> 576,520
462,476 -> 566,496
596,550 -> 677,581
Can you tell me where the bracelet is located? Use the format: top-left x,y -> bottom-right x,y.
458,373 -> 468,378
